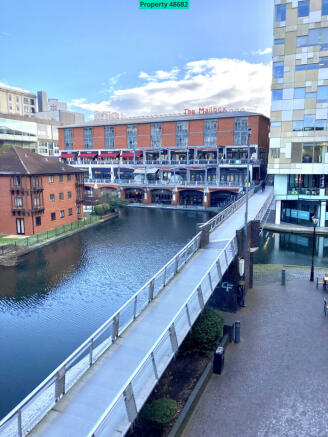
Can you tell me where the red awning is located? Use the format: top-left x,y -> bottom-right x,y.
79,153 -> 97,158
100,153 -> 119,158
121,153 -> 134,159
61,153 -> 75,158
135,152 -> 143,157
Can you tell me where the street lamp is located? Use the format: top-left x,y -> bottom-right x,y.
243,128 -> 252,276
310,215 -> 319,282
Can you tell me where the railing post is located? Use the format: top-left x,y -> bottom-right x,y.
123,383 -> 138,424
112,315 -> 119,342
18,409 -> 22,437
185,304 -> 192,327
133,296 -> 138,319
224,249 -> 229,267
174,255 -> 179,274
151,352 -> 159,380
208,272 -> 213,292
55,366 -> 66,401
89,338 -> 94,366
163,266 -> 167,286
197,286 -> 205,309
148,279 -> 154,302
169,324 -> 179,354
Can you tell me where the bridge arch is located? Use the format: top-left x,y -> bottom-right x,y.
179,189 -> 204,206
124,188 -> 145,203
150,189 -> 172,204
210,190 -> 237,208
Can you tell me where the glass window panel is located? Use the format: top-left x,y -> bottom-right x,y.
293,121 -> 304,131
302,145 -> 313,163
294,88 -> 305,99
273,62 -> 284,78
305,92 -> 316,98
317,86 -> 328,102
272,89 -> 283,100
308,29 -> 320,46
296,64 -> 319,71
321,28 -> 328,49
323,0 -> 328,15
271,122 -> 281,127
297,36 -> 308,47
304,115 -> 315,131
275,4 -> 286,21
274,38 -> 285,45
319,57 -> 328,68
316,120 -> 326,131
298,1 -> 310,17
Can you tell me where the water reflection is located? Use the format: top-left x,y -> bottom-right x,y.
254,231 -> 328,266
0,208 -> 213,419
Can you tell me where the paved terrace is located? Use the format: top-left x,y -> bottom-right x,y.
23,188 -> 272,436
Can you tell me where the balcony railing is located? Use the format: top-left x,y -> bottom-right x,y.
287,188 -> 321,196
66,158 -> 261,167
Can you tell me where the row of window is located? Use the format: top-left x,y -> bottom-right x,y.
64,118 -> 250,149
273,57 -> 328,79
51,209 -> 74,221
8,95 -> 35,105
275,1 -> 328,22
14,196 -> 42,207
8,104 -> 35,113
49,174 -> 71,183
13,174 -> 72,187
50,191 -> 72,201
272,85 -> 328,102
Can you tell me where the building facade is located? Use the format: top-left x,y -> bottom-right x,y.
0,86 -> 36,117
0,147 -> 84,236
58,112 -> 270,209
269,0 -> 328,226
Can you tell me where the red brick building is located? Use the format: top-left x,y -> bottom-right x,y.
0,147 -> 84,236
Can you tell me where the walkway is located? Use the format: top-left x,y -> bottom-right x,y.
182,264 -> 328,437
24,189 -> 272,436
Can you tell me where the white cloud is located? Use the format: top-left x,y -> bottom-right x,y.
69,57 -> 272,117
0,81 -> 30,93
139,67 -> 180,82
252,48 -> 272,56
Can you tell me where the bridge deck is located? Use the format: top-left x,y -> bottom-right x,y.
30,188 -> 273,437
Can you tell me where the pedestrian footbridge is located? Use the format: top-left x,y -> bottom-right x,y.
0,187 -> 273,437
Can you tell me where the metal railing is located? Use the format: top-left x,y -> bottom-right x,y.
0,232 -> 202,437
86,238 -> 238,437
67,158 -> 261,167
255,189 -> 274,222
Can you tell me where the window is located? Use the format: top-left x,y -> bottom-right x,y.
304,115 -> 315,131
105,126 -> 115,149
271,122 -> 281,127
323,0 -> 328,15
272,89 -> 283,100
59,175 -> 63,182
305,92 -> 316,98
273,62 -> 284,78
204,119 -> 217,146
270,148 -> 280,159
77,206 -> 81,214
68,208 -> 73,216
15,197 -> 23,207
293,121 -> 304,131
50,194 -> 55,202
295,63 -> 319,71
16,106 -> 19,111
84,127 -> 93,149
60,210 -> 65,218
298,1 -> 309,17
316,120 -> 326,131
318,86 -> 328,102
67,174 -> 71,181
30,99 -> 34,105
234,117 -> 249,146
49,175 -> 54,183
8,94 -> 12,101
23,97 -> 28,104
297,28 -> 328,49
64,128 -> 73,150
9,104 -> 13,110
33,197 -> 40,207
319,57 -> 328,68
127,124 -> 137,149
275,4 -> 286,21
51,212 -> 56,221
32,176 -> 39,187
16,96 -> 19,103
294,88 -> 305,99
59,192 -> 64,200
68,191 -> 72,199
151,123 -> 162,148
13,176 -> 21,186
274,38 -> 285,45
35,216 -> 41,226
176,121 -> 188,147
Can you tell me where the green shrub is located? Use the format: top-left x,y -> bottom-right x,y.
108,197 -> 129,211
140,398 -> 177,425
94,204 -> 105,216
102,203 -> 110,213
180,307 -> 224,356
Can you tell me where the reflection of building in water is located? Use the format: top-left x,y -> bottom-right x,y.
0,233 -> 84,299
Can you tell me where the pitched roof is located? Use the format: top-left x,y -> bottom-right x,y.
0,146 -> 83,175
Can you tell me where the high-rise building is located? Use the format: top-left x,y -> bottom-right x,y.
269,0 -> 328,227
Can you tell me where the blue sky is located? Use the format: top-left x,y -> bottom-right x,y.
0,0 -> 274,117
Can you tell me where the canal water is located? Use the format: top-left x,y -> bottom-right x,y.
254,230 -> 328,267
0,208 -> 213,419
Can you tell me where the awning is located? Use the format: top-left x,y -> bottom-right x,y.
79,153 -> 97,158
135,152 -> 143,157
121,153 -> 134,159
100,153 -> 119,158
61,153 -> 75,158
134,168 -> 159,175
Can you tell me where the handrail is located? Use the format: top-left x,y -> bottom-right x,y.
0,231 -> 201,436
255,189 -> 274,222
87,237 -> 237,437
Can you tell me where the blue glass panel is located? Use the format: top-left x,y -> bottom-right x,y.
294,88 -> 305,99
272,89 -> 283,100
275,4 -> 286,21
273,62 -> 284,78
298,0 -> 310,17
317,86 -> 328,102
274,38 -> 285,45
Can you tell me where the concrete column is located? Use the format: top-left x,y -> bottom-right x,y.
111,166 -> 115,182
318,235 -> 324,257
142,189 -> 151,204
203,189 -> 210,208
187,169 -> 191,183
168,150 -> 171,163
172,189 -> 179,206
320,201 -> 326,227
274,233 -> 280,250
275,200 -> 281,225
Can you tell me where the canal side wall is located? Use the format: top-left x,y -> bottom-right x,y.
0,213 -> 118,267
264,222 -> 328,236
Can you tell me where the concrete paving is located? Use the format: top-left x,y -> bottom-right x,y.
25,188 -> 273,436
182,265 -> 328,437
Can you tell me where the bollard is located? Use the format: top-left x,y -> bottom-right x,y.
281,269 -> 286,286
234,321 -> 240,344
213,346 -> 224,374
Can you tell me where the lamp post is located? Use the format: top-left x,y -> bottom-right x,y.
310,216 -> 319,282
243,128 -> 252,278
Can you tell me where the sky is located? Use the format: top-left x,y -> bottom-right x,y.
0,0 -> 274,118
